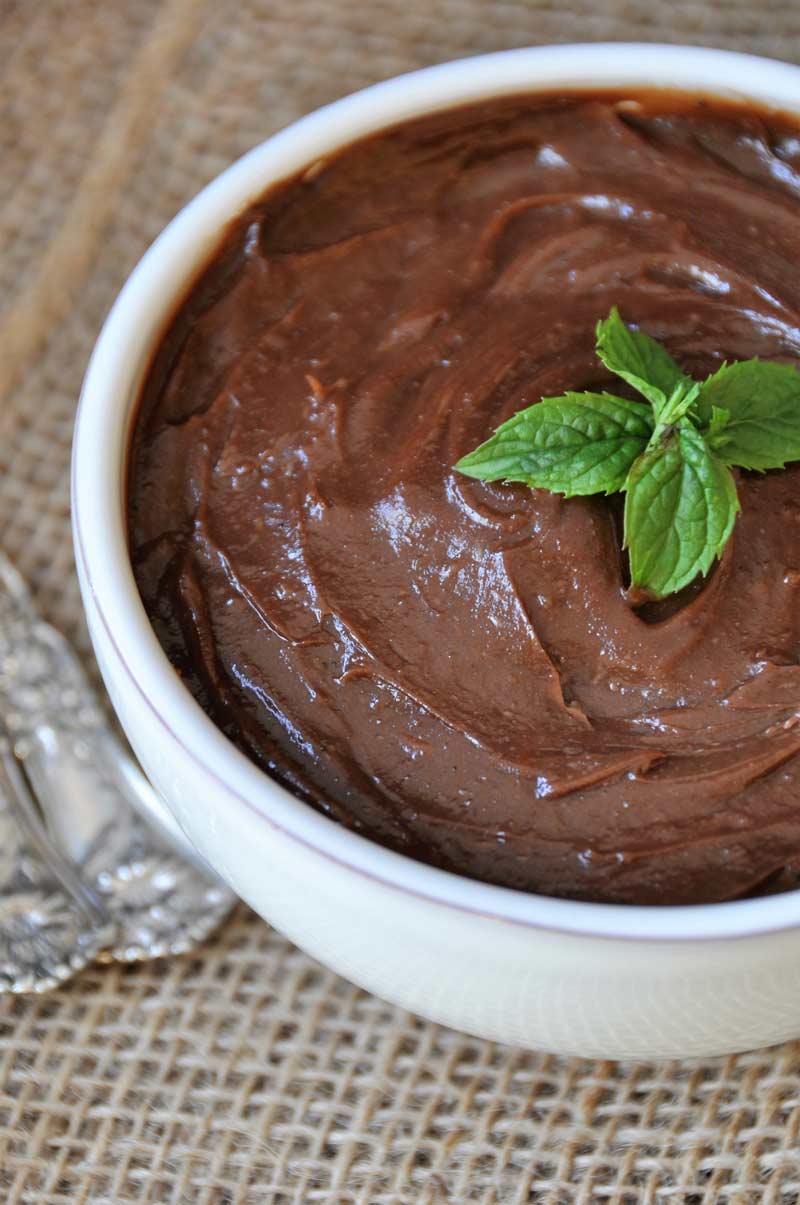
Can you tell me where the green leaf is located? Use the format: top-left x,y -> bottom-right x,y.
454,392 -> 653,497
596,307 -> 690,416
624,423 -> 740,598
696,359 -> 800,470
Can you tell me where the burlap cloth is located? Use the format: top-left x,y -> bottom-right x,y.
5,3 -> 800,1202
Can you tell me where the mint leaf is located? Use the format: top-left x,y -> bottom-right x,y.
624,423 -> 740,598
454,393 -> 653,497
697,359 -> 800,470
596,307 -> 690,416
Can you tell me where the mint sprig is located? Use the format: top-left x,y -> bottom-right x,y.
455,308 -> 800,599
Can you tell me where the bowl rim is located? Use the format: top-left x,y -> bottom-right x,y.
73,41 -> 800,944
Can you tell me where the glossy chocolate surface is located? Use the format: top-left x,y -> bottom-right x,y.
130,93 -> 800,903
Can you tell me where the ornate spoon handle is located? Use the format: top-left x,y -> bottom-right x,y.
0,725 -> 114,992
0,553 -> 235,963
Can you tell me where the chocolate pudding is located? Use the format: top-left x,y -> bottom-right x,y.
129,92 -> 800,904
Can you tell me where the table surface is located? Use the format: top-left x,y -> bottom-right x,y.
4,2 -> 800,1202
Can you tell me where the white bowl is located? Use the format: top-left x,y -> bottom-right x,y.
73,43 -> 800,1058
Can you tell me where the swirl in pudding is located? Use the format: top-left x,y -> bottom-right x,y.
129,92 -> 800,904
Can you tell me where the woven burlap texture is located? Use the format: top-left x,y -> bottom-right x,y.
4,2 -> 800,1202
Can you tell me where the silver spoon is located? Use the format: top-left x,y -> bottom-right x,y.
0,721 -> 114,992
0,551 -> 235,979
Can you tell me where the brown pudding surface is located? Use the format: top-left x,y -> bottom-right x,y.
129,92 -> 800,904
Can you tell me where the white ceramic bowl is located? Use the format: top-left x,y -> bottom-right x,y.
73,43 -> 800,1058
